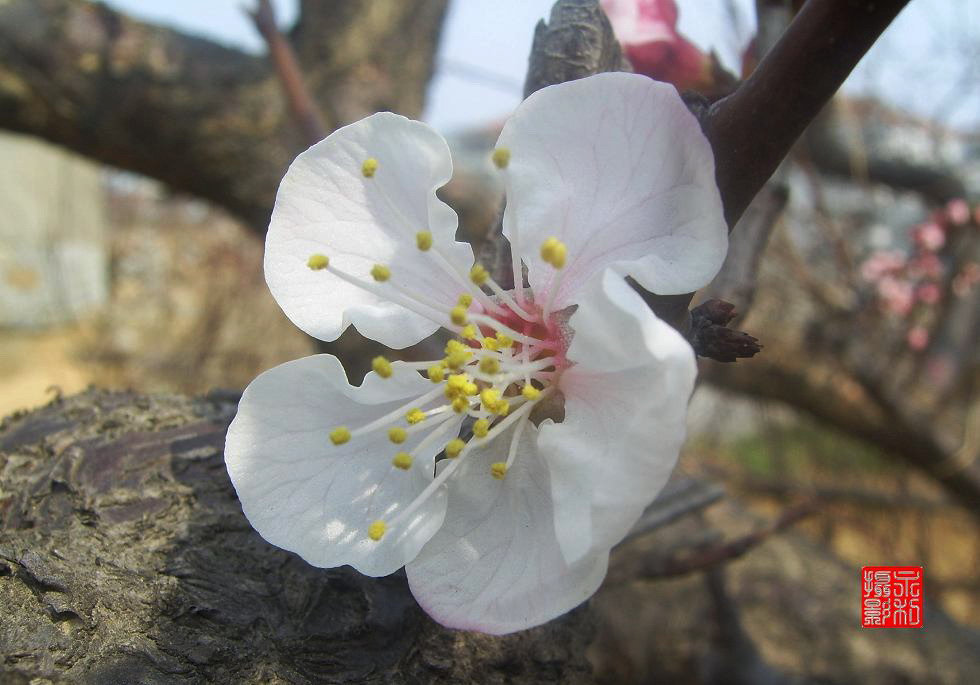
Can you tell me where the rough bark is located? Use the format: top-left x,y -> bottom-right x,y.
0,0 -> 448,231
0,390 -> 596,684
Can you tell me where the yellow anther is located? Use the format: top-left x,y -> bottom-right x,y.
368,519 -> 386,540
445,339 -> 468,355
461,324 -> 478,340
479,357 -> 500,375
450,305 -> 468,326
427,363 -> 446,383
445,351 -> 470,370
494,399 -> 510,417
540,237 -> 567,268
490,462 -> 508,480
392,451 -> 413,470
452,397 -> 470,413
550,242 -> 567,269
416,230 -> 433,251
495,332 -> 513,348
372,355 -> 393,378
481,336 -> 499,351
445,438 -> 466,458
307,254 -> 329,270
445,373 -> 469,399
480,388 -> 500,410
469,264 -> 489,285
491,147 -> 511,169
388,426 -> 407,444
521,384 -> 541,400
362,157 -> 379,178
329,426 -> 351,445
457,293 -> 473,307
371,264 -> 391,282
473,418 -> 490,438
463,381 -> 479,396
406,408 -> 426,425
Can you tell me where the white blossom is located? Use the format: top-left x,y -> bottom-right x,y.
225,72 -> 727,634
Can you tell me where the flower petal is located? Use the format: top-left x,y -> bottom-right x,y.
225,354 -> 459,576
265,112 -> 474,349
406,422 -> 608,635
537,269 -> 696,564
497,72 -> 726,308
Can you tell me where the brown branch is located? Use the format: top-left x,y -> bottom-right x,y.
247,0 -> 326,145
648,0 -> 911,329
607,500 -> 818,584
0,0 -> 449,231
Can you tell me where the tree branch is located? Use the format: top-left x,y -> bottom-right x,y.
0,0 -> 448,230
247,0 -> 326,145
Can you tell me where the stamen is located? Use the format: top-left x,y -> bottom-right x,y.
427,363 -> 446,383
469,264 -> 489,285
521,384 -> 540,400
472,418 -> 490,438
491,147 -> 510,169
450,305 -> 468,326
444,438 -> 466,458
457,293 -> 473,307
386,398 -> 540,531
461,324 -> 478,340
348,385 -> 445,439
406,408 -> 427,424
306,256 -> 450,329
505,414 -> 527,469
481,273 -> 536,322
392,451 -> 413,469
307,254 -> 329,270
368,519 -> 386,540
371,355 -> 393,378
467,314 -> 543,346
415,231 -> 433,251
479,357 -> 500,375
362,158 -> 379,178
490,462 -> 508,480
540,237 -> 567,269
370,264 -> 391,282
388,426 -> 407,444
329,426 -> 351,445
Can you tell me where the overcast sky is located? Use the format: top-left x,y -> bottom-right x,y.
104,0 -> 978,133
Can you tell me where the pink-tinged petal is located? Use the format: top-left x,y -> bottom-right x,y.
265,112 -> 474,349
600,0 -> 676,44
497,72 -> 727,309
225,355 -> 459,577
406,422 -> 608,635
537,270 -> 696,564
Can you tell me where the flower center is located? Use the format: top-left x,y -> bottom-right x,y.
305,150 -> 576,542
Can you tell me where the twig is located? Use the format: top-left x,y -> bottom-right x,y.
647,0 -> 911,329
607,500 -> 818,583
247,0 -> 326,145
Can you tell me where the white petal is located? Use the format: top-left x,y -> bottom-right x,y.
265,112 -> 474,349
406,422 -> 609,635
497,72 -> 727,308
537,269 -> 696,564
225,355 -> 460,576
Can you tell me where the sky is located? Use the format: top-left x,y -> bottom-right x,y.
103,0 -> 978,133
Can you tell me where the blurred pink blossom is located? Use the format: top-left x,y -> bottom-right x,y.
915,282 -> 941,305
601,0 -> 711,91
946,198 -> 970,226
912,221 -> 945,251
906,326 -> 929,351
877,276 -> 914,315
860,250 -> 906,282
908,253 -> 943,281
